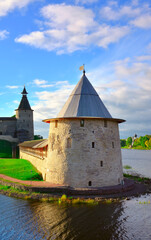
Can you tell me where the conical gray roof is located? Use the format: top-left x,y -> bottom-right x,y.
57,71 -> 112,118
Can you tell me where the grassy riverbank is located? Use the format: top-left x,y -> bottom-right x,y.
0,184 -> 122,204
0,159 -> 43,181
123,173 -> 150,183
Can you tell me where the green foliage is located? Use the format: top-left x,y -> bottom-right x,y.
34,135 -> 43,140
126,137 -> 132,147
123,165 -> 132,169
0,158 -> 43,181
0,185 -> 11,190
61,194 -> 67,201
120,139 -> 126,147
123,173 -> 150,182
121,135 -> 151,150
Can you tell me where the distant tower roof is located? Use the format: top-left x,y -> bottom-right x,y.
21,86 -> 28,95
57,70 -> 112,118
16,86 -> 32,110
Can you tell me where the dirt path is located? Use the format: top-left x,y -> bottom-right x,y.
0,174 -> 66,188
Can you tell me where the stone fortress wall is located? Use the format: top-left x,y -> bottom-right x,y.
20,150 -> 47,180
16,109 -> 34,141
0,118 -> 17,137
45,118 -> 123,188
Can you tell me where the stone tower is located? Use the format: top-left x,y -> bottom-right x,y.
16,86 -> 34,143
44,70 -> 125,188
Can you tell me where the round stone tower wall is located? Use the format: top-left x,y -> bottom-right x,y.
46,118 -> 123,188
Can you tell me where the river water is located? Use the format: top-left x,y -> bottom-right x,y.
122,149 -> 151,178
0,149 -> 151,240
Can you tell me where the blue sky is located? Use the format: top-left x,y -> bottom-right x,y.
0,0 -> 151,139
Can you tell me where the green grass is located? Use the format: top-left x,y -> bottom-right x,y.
0,158 -> 43,181
124,173 -> 150,182
123,165 -> 132,169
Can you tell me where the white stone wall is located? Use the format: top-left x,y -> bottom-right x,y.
20,149 -> 47,180
46,118 -> 123,188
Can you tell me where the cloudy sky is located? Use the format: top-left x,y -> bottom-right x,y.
0,0 -> 151,139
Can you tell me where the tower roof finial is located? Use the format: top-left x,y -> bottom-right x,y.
79,64 -> 85,74
21,86 -> 28,95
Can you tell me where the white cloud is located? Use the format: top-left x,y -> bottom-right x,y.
6,85 -> 19,89
0,30 -> 9,40
34,79 -> 47,85
131,14 -> 151,29
100,4 -> 141,21
100,1 -> 151,31
0,0 -> 37,17
33,79 -> 53,88
33,83 -> 74,121
33,79 -> 69,88
13,100 -> 19,104
75,0 -> 98,4
15,4 -> 129,53
136,55 -> 151,61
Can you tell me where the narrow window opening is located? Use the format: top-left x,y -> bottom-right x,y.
112,142 -> 114,148
100,161 -> 103,167
55,120 -> 58,128
67,138 -> 72,148
88,181 -> 92,186
104,120 -> 107,128
92,142 -> 95,148
0,132 -> 2,135
80,119 -> 84,127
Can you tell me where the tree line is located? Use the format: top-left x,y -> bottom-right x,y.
120,135 -> 151,150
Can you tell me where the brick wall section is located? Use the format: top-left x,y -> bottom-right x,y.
45,118 -> 123,188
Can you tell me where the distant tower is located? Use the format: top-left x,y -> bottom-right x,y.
43,70 -> 125,188
16,86 -> 34,143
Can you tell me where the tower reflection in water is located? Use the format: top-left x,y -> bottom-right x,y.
26,200 -> 126,240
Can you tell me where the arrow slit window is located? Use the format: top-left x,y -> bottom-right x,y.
80,119 -> 84,127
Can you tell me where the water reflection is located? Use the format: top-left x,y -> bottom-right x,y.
0,194 -> 151,240
29,200 -> 126,240
0,194 -> 126,240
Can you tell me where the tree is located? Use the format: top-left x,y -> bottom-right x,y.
120,139 -> 126,147
126,137 -> 132,147
34,135 -> 43,140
